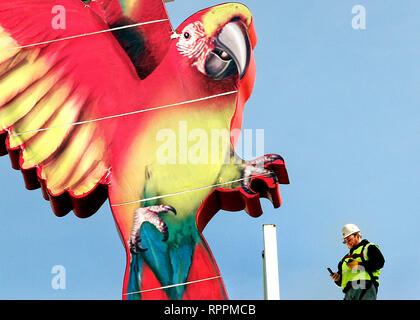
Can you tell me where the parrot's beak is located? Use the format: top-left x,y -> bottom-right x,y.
205,21 -> 251,80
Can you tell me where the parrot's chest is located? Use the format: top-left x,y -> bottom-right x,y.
115,94 -> 237,218
142,116 -> 234,215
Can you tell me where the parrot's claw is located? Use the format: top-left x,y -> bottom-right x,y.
128,205 -> 177,254
240,154 -> 284,195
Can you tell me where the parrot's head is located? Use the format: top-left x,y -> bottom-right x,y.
173,3 -> 257,81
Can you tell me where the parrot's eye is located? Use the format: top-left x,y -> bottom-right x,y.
184,32 -> 190,39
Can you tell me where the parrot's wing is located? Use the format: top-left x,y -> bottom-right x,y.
118,0 -> 172,21
0,0 -> 146,218
107,0 -> 173,78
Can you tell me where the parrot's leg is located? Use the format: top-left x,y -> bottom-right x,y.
128,204 -> 177,253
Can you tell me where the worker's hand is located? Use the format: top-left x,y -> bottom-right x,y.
347,259 -> 359,270
330,272 -> 340,282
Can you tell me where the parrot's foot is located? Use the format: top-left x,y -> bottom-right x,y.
195,154 -> 289,230
241,154 -> 284,195
128,205 -> 177,254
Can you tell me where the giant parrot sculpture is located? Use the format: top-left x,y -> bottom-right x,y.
0,0 -> 289,299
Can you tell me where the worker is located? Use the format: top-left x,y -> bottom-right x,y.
330,223 -> 385,300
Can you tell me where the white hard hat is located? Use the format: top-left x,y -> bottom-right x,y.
342,223 -> 361,239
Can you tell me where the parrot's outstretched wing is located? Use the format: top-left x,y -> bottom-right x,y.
0,0 -> 150,217
106,0 -> 173,78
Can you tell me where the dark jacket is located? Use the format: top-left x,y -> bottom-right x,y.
335,239 -> 385,292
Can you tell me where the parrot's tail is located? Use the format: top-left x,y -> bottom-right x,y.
123,236 -> 228,300
179,237 -> 228,300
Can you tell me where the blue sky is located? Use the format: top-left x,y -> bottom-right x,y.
0,0 -> 418,299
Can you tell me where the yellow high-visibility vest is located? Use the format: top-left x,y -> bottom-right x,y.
341,242 -> 381,291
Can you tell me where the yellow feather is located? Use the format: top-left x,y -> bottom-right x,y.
124,0 -> 137,16
0,26 -> 20,64
0,71 -> 57,131
69,135 -> 105,192
20,96 -> 82,169
40,123 -> 96,192
202,3 -> 252,36
9,80 -> 71,148
71,160 -> 107,196
0,56 -> 50,110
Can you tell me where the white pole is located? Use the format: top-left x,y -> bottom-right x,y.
262,224 -> 280,300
